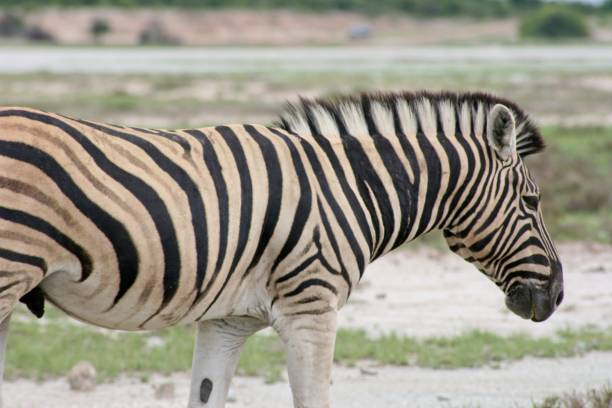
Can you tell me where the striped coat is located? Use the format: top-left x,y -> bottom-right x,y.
0,91 -> 563,407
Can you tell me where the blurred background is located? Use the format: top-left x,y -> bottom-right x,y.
1,1 -> 611,407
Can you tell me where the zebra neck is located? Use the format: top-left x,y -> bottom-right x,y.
347,128 -> 473,260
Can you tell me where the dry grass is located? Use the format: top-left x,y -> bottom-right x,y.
534,384 -> 612,408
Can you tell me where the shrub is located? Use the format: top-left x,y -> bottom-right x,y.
139,21 -> 180,45
0,13 -> 24,37
520,6 -> 590,39
90,17 -> 110,43
23,25 -> 55,42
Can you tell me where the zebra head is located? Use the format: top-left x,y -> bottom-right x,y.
443,102 -> 563,322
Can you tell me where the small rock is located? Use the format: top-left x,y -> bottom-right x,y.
155,382 -> 175,400
437,394 -> 450,402
146,336 -> 165,349
586,265 -> 606,273
67,361 -> 96,391
227,391 -> 237,403
375,293 -> 387,300
359,367 -> 378,376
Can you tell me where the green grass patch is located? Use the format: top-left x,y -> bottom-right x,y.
533,383 -> 612,408
336,326 -> 612,369
530,126 -> 612,243
6,307 -> 612,382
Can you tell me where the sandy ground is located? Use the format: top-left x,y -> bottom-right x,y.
4,351 -> 612,408
3,46 -> 612,75
20,9 -> 517,46
3,242 -> 612,407
340,241 -> 612,338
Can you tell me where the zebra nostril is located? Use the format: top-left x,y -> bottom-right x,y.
555,289 -> 564,307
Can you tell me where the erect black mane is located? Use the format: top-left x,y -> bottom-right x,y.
276,90 -> 545,158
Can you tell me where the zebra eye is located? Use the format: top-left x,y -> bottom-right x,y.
522,195 -> 539,210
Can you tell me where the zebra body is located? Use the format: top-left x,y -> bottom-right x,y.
0,91 -> 563,407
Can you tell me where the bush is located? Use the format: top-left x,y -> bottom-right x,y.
0,13 -> 24,37
520,6 -> 590,39
139,21 -> 180,45
23,25 -> 55,42
90,17 -> 110,43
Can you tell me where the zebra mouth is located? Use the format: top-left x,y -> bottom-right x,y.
505,282 -> 562,322
505,284 -> 533,320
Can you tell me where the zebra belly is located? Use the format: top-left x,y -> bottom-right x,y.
39,272 -> 192,331
38,265 -> 271,331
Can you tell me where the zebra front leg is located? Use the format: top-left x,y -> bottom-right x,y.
274,310 -> 337,408
0,314 -> 10,408
188,317 -> 264,408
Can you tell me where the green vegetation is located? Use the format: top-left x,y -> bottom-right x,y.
530,126 -> 612,243
90,17 -> 110,43
6,306 -> 612,382
0,0 -> 542,18
533,383 -> 612,408
520,6 -> 591,39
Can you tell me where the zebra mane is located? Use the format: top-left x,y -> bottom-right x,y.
275,91 -> 545,158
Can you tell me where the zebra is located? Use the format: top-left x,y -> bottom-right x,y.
0,91 -> 563,407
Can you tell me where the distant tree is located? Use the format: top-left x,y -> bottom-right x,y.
520,6 -> 590,39
139,20 -> 180,45
24,25 -> 55,42
90,17 -> 110,44
0,13 -> 24,37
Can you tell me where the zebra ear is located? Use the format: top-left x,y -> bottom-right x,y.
487,104 -> 516,161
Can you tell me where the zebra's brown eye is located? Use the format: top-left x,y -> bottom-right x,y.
523,195 -> 539,210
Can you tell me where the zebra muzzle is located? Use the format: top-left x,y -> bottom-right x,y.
505,279 -> 563,322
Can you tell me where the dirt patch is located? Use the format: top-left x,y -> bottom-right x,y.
341,242 -> 612,337
22,9 -> 516,46
5,352 -> 612,408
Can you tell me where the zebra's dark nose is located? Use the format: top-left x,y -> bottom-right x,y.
505,279 -> 562,322
555,289 -> 564,307
505,284 -> 532,320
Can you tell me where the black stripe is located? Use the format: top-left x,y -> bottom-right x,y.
318,202 -> 352,287
284,278 -> 338,298
299,135 -> 366,274
303,108 -> 374,256
362,99 -> 412,254
503,270 -> 549,285
451,110 -> 495,231
414,116 -> 442,236
196,126 -> 253,319
0,206 -> 91,278
330,111 -> 380,256
268,128 -> 313,273
391,105 -> 420,241
274,254 -> 318,285
504,254 -> 550,272
118,126 -> 192,154
432,103 -> 462,228
179,130 -> 238,322
244,125 -> 283,274
0,247 -> 47,272
0,110 -> 171,306
444,105 -> 476,224
77,119 -> 208,310
216,126 -> 253,273
184,130 -> 229,294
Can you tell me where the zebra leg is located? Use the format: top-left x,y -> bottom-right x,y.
274,311 -> 337,408
0,314 -> 10,408
188,317 -> 264,408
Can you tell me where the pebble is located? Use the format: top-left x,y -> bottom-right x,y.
67,361 -> 96,392
154,382 -> 175,400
